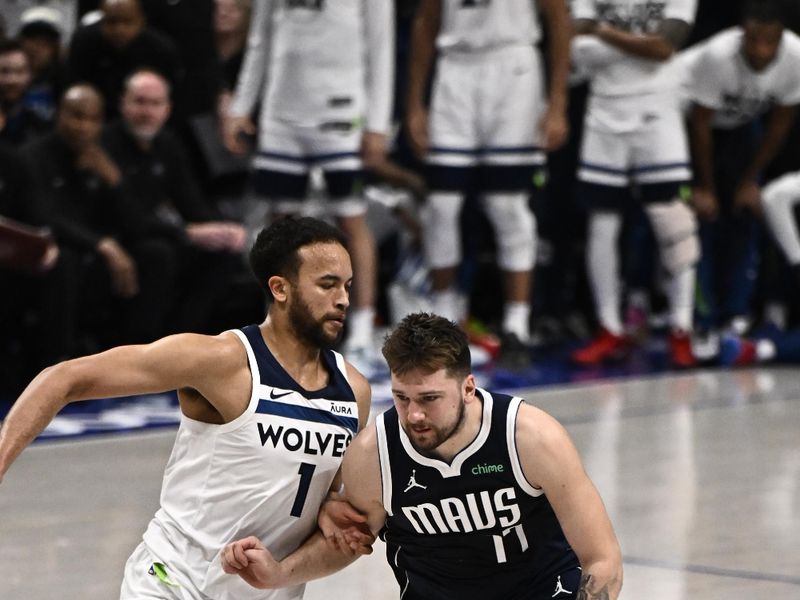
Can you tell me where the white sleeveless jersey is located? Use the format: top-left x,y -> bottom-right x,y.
436,0 -> 541,54
142,325 -> 359,600
231,0 -> 394,134
572,0 -> 697,96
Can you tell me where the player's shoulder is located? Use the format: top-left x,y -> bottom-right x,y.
780,29 -> 800,59
514,401 -> 569,449
165,330 -> 248,374
701,27 -> 742,59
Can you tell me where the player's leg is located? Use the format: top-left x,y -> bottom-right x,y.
633,107 -> 697,367
423,53 -> 479,324
572,123 -> 633,365
762,171 -> 800,280
478,46 -> 544,358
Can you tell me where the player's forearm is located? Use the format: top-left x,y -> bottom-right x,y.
541,0 -> 571,111
270,531 -> 358,588
742,106 -> 797,182
406,4 -> 439,112
0,365 -> 72,481
595,25 -> 674,62
689,111 -> 715,191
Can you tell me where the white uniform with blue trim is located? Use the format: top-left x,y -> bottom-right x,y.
427,0 -> 547,172
572,0 -> 697,190
122,325 -> 358,600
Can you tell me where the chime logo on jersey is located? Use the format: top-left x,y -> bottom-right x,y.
257,423 -> 352,457
401,487 -> 521,535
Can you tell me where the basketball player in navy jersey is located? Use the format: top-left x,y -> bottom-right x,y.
0,216 -> 372,600
222,313 -> 622,599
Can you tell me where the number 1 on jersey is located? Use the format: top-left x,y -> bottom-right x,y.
290,462 -> 316,517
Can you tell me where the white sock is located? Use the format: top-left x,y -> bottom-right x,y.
346,307 -> 374,349
756,339 -> 776,362
587,212 -> 623,335
666,267 -> 695,332
430,288 -> 465,324
503,302 -> 531,342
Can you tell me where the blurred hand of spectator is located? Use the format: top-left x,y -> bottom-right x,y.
405,105 -> 428,160
734,180 -> 763,216
222,114 -> 255,155
186,221 -> 246,252
77,144 -> 122,187
691,187 -> 719,221
97,236 -> 139,297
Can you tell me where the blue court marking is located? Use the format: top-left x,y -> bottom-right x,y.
256,398 -> 358,433
624,555 -> 800,586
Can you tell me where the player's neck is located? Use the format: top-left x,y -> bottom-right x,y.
259,319 -> 328,390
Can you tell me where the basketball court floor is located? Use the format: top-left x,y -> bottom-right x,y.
1,366 -> 799,599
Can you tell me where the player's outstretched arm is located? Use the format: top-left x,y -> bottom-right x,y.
0,332 -> 247,483
516,404 -> 623,599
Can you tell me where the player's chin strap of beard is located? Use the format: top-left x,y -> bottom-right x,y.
645,198 -> 700,275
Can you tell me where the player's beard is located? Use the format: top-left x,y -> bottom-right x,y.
288,291 -> 342,349
405,395 -> 467,455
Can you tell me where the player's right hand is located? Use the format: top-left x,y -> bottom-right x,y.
222,536 -> 284,589
691,187 -> 719,221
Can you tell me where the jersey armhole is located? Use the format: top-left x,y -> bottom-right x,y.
506,397 -> 544,498
375,413 -> 394,516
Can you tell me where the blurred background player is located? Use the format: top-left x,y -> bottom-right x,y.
223,0 -> 394,369
570,0 -> 700,368
405,0 -> 571,367
684,0 -> 800,347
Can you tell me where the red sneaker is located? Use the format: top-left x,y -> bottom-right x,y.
669,330 -> 697,368
572,328 -> 631,365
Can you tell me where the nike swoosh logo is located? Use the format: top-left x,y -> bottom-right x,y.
269,390 -> 293,399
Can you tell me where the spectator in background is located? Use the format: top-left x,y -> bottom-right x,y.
17,6 -> 66,122
23,83 -> 175,348
104,69 -> 248,334
570,0 -> 700,368
0,39 -> 50,146
685,0 -> 800,339
224,0 -> 395,368
67,0 -> 180,119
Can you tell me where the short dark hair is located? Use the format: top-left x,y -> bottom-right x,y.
742,0 -> 785,24
382,313 -> 471,380
249,216 -> 348,302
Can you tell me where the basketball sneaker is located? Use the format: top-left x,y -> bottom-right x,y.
718,335 -> 756,367
669,330 -> 697,368
571,328 -> 631,366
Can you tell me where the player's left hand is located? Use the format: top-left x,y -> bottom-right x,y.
539,106 -> 569,153
734,180 -> 762,215
361,131 -> 388,171
318,498 -> 375,556
221,536 -> 284,589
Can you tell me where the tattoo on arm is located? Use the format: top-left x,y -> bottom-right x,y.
659,19 -> 691,50
576,574 -> 611,600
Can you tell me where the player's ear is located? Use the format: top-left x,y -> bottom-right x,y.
462,374 -> 477,402
268,275 -> 289,302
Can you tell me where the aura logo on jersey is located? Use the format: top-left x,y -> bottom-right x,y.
258,423 -> 352,457
401,487 -> 521,535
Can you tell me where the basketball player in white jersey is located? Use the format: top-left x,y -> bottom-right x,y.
0,216 -> 372,600
406,0 -> 571,366
684,1 -> 800,336
221,313 -> 622,599
223,0 -> 394,362
570,0 -> 700,368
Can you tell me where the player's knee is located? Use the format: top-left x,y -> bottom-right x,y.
762,174 -> 800,211
645,199 -> 700,275
422,192 -> 465,269
482,193 -> 536,271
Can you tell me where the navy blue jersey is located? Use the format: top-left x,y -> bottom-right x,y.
375,390 -> 578,600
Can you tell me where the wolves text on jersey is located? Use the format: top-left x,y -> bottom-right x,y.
595,1 -> 666,35
258,423 -> 352,457
401,487 -> 521,535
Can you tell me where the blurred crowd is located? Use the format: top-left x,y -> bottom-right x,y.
2,0 -> 800,392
